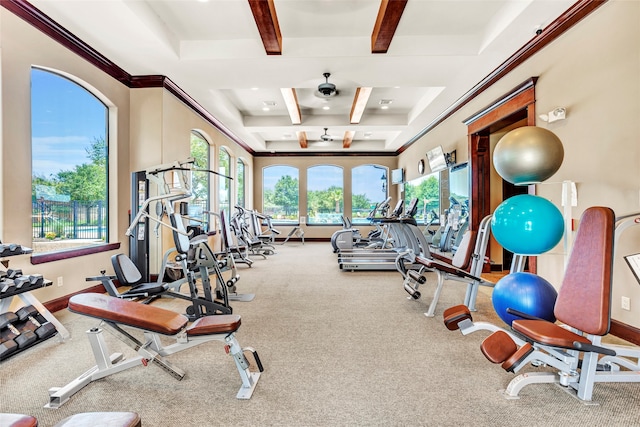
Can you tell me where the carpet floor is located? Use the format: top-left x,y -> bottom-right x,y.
1,242 -> 639,426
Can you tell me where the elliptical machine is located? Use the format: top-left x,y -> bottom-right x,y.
331,197 -> 391,252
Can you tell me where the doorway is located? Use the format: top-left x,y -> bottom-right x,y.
464,78 -> 537,273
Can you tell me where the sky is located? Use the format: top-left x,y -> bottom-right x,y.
31,68 -> 106,178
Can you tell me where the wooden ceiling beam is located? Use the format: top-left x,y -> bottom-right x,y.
350,87 -> 373,124
297,131 -> 308,148
281,88 -> 302,125
371,0 -> 408,54
248,0 -> 282,55
343,131 -> 354,149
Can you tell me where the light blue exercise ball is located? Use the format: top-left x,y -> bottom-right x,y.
492,272 -> 558,326
493,126 -> 564,185
491,194 -> 564,255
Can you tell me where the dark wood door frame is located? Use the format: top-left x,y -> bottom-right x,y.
463,77 -> 538,271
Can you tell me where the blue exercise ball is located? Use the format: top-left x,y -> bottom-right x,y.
492,272 -> 558,326
491,194 -> 564,255
493,126 -> 564,185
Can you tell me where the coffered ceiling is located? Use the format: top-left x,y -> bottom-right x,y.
26,0 -> 575,154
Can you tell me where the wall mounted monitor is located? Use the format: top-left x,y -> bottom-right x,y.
391,168 -> 404,184
427,146 -> 447,173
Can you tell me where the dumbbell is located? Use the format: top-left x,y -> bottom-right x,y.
28,274 -> 44,287
7,268 -> 22,279
0,312 -> 37,348
0,279 -> 15,294
0,244 -> 21,257
14,276 -> 31,290
0,337 -> 18,360
16,305 -> 56,340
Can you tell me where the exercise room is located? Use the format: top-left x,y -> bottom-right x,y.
1,1 -> 639,426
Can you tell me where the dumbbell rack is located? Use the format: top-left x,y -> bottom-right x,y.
0,243 -> 70,361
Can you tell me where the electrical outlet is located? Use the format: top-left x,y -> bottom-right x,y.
621,296 -> 631,311
57,276 -> 63,287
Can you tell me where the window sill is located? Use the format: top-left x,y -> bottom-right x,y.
30,242 -> 120,265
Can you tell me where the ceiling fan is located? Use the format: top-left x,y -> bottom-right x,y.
315,128 -> 337,142
316,73 -> 338,98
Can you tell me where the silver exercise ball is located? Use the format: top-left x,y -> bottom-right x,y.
493,126 -> 564,185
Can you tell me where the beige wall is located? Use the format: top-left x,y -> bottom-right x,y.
399,1 -> 640,327
0,9 -> 253,304
2,1 -> 639,329
130,89 -> 253,272
1,10 -> 131,304
253,156 -> 397,238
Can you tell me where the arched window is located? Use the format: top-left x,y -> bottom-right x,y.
236,159 -> 246,208
351,164 -> 388,224
218,147 -> 232,213
307,165 -> 343,225
31,67 -> 108,254
190,131 -> 210,228
262,165 -> 299,224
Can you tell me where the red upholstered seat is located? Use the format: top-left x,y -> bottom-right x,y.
68,293 -> 188,335
510,207 -> 615,350
187,314 -> 241,336
0,414 -> 38,427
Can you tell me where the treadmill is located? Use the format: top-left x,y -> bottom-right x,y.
337,198 -> 427,271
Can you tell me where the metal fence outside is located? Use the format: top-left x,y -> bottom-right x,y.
32,199 -> 106,240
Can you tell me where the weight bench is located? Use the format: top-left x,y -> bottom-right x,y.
46,293 -> 262,408
404,215 -> 493,316
444,207 -> 640,402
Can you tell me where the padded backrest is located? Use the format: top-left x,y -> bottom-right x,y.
219,210 -> 234,250
451,230 -> 477,270
169,213 -> 191,255
554,206 -> 615,336
112,253 -> 142,285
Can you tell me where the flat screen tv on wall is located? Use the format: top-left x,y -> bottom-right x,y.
391,168 -> 404,184
427,146 -> 448,173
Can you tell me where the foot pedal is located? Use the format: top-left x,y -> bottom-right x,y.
243,347 -> 264,373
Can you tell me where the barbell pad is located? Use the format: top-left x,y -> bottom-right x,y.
480,330 -> 518,364
502,343 -> 535,372
442,305 -> 472,331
